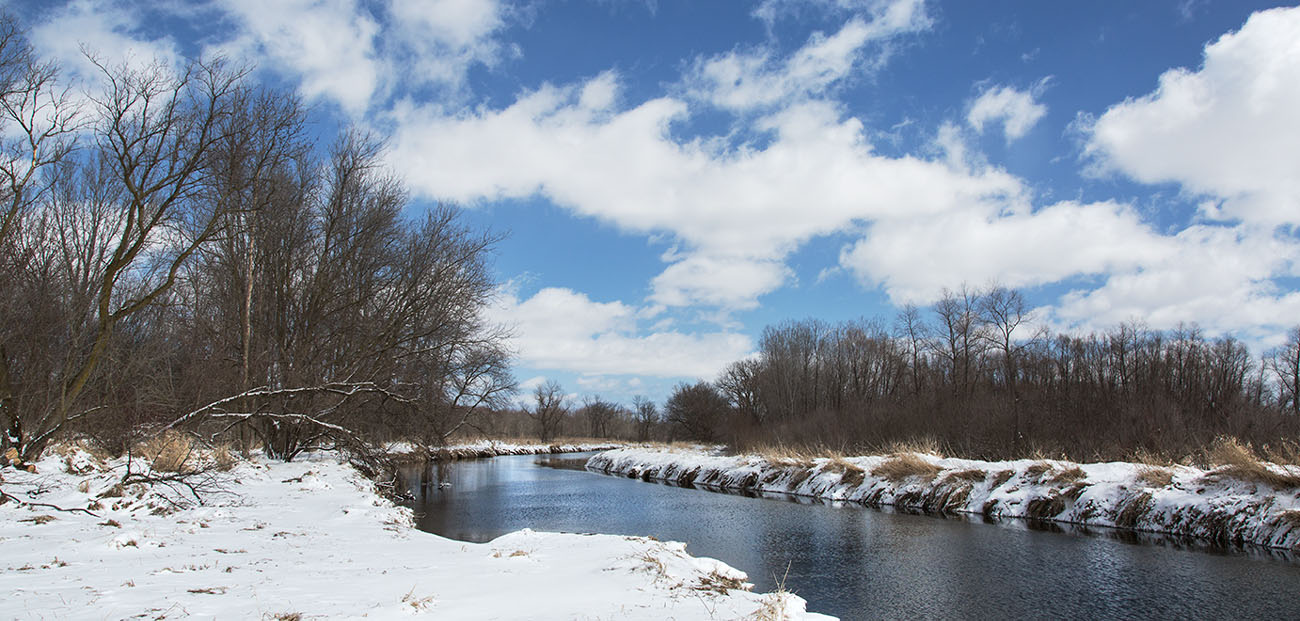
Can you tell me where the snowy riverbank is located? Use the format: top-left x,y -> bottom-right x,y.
1,447 -> 826,619
587,446 -> 1300,551
385,439 -> 623,462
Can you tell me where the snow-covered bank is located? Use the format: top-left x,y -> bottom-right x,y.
1,448 -> 827,619
386,440 -> 623,462
587,447 -> 1300,551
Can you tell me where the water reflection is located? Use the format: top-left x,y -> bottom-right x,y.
400,454 -> 1300,620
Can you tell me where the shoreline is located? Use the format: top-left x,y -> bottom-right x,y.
384,440 -> 623,465
586,446 -> 1300,552
1,445 -> 828,619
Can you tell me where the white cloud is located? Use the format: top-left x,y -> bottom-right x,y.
208,0 -> 508,115
211,0 -> 381,116
752,0 -> 929,31
1085,6 -> 1300,227
28,0 -> 182,81
386,0 -> 509,87
488,286 -> 753,379
967,83 -> 1047,141
840,200 -> 1171,303
387,79 -> 1023,310
688,1 -> 931,111
1049,225 -> 1300,339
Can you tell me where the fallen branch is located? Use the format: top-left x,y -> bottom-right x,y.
0,487 -> 99,517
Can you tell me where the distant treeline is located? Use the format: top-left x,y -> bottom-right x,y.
508,285 -> 1300,461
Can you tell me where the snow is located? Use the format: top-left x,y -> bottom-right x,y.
588,447 -> 1300,551
1,446 -> 828,619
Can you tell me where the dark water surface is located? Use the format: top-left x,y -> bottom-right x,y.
400,453 -> 1300,620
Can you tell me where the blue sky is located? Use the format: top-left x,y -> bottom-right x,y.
14,0 -> 1300,404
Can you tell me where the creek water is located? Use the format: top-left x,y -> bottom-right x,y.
399,452 -> 1300,620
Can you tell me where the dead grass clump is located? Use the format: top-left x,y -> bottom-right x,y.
695,568 -> 747,595
825,456 -> 867,487
1025,494 -> 1066,519
1206,436 -> 1300,489
1136,465 -> 1174,488
788,468 -> 814,488
1262,440 -> 1300,467
1047,466 -> 1087,485
1024,462 -> 1053,482
988,469 -> 1015,489
137,431 -> 197,473
211,444 -> 239,471
1130,447 -> 1175,467
871,454 -> 942,483
266,614 -> 302,621
883,437 -> 944,458
943,468 -> 987,483
753,444 -> 827,468
1115,491 -> 1155,529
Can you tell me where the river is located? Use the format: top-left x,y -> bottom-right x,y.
399,452 -> 1300,620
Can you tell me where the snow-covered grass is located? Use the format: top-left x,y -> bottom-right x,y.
1,447 -> 828,619
587,445 -> 1300,551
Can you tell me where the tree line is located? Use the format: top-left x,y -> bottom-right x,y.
0,16 -> 512,462
672,285 -> 1300,460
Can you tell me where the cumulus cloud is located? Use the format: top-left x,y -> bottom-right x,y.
967,83 -> 1047,141
839,200 -> 1170,302
1085,6 -> 1300,227
689,1 -> 930,111
487,286 -> 753,379
1050,225 -> 1300,339
209,0 -> 382,116
387,78 -> 1023,309
28,0 -> 182,81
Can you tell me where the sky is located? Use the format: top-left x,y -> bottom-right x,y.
11,0 -> 1300,405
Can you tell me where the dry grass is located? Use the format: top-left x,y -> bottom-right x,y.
1115,491 -> 1155,529
136,431 -> 197,473
1130,447 -> 1176,467
1048,466 -> 1087,485
752,444 -> 834,468
826,457 -> 867,487
988,469 -> 1015,489
695,568 -> 747,595
1136,465 -> 1174,488
211,444 -> 239,471
1206,436 -> 1300,488
265,614 -> 302,621
942,468 -> 987,483
870,453 -> 942,483
882,437 -> 945,457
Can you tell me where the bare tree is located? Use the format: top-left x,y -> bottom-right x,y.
524,380 -> 568,442
5,56 -> 249,459
665,381 -> 730,442
632,395 -> 659,441
1269,327 -> 1300,414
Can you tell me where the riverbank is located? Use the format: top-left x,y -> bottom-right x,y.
587,445 -> 1300,551
385,439 -> 623,464
1,446 -> 824,619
